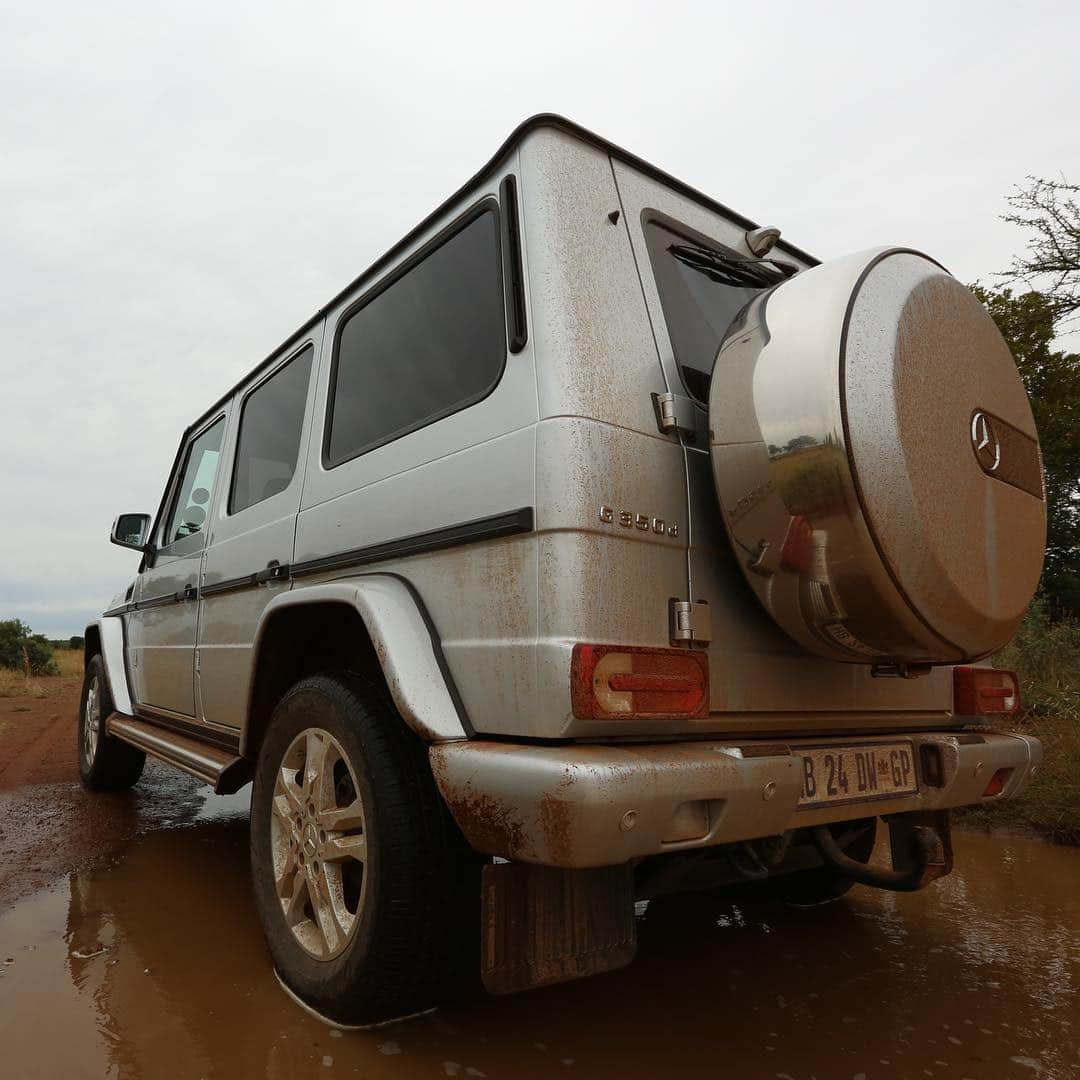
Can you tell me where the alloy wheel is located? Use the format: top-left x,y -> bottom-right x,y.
83,676 -> 101,763
270,728 -> 368,960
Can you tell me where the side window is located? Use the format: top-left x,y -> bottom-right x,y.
644,220 -> 785,402
229,345 -> 313,514
161,418 -> 225,546
325,206 -> 506,466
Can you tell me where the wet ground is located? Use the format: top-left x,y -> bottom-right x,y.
1,781 -> 1077,1078
1,691 -> 1078,1078
0,677 -> 209,908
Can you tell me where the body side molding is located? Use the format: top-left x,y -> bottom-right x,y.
107,508 -> 534,611
290,507 -> 533,578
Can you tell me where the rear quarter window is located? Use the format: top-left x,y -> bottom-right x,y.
645,219 -> 784,402
325,206 -> 506,466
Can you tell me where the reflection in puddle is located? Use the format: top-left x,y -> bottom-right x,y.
1,795 -> 1077,1079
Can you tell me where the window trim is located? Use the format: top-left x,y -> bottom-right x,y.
226,341 -> 315,517
643,209 -> 760,407
155,413 -> 227,555
322,197 -> 507,471
499,175 -> 528,353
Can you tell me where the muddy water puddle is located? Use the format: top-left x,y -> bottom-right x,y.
1,790 -> 1077,1080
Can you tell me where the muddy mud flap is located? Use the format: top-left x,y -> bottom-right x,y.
480,862 -> 636,995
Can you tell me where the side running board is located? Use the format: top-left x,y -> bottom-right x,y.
107,713 -> 251,794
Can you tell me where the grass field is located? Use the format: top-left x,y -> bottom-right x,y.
0,647 -> 82,699
956,712 -> 1080,844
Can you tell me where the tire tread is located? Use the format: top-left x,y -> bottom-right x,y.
250,669 -> 477,1024
78,655 -> 145,791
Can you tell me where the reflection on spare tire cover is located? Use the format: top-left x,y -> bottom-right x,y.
708,247 -> 1046,667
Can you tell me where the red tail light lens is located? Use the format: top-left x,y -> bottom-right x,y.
953,667 -> 1020,716
571,644 -> 709,720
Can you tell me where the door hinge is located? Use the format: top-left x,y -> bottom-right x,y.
195,649 -> 200,674
652,391 -> 697,439
669,598 -> 712,647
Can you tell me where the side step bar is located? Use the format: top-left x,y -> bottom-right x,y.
107,713 -> 251,794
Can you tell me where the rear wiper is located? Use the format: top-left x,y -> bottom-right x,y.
669,243 -> 793,288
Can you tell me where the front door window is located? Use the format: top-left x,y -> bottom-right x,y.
162,419 -> 225,547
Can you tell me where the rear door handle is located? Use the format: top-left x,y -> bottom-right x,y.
176,584 -> 197,602
255,560 -> 289,585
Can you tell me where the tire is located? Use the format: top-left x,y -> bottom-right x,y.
773,819 -> 877,907
78,655 -> 146,791
249,670 -> 479,1026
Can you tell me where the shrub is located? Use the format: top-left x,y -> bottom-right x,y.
972,597 -> 1080,843
0,619 -> 60,676
995,595 -> 1080,724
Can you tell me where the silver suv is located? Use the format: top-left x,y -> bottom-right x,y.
80,115 -> 1046,1025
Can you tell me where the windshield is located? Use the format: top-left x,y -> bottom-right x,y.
645,220 -> 787,402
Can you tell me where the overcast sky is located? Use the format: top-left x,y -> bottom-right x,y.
2,1 -> 1078,637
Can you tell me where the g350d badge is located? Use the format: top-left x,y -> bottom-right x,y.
599,505 -> 679,537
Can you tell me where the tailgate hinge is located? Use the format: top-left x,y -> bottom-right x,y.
669,598 -> 712,646
652,391 -> 697,439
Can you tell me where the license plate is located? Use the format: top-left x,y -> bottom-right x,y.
796,741 -> 918,810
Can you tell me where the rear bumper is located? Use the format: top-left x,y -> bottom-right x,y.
430,730 -> 1041,869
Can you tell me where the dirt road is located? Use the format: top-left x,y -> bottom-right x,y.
1,679 -> 1078,1079
0,674 -> 209,910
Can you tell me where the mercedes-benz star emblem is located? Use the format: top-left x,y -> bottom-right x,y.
971,411 -> 1001,472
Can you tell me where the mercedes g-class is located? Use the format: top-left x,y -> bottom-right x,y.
80,115 -> 1045,1025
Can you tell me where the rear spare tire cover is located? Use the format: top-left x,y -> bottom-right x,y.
708,247 -> 1045,665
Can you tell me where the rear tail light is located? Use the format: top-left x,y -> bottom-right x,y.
953,667 -> 1020,716
571,644 -> 709,720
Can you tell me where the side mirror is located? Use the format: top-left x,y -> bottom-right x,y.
110,513 -> 152,552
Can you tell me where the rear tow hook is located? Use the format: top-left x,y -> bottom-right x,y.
812,817 -> 950,893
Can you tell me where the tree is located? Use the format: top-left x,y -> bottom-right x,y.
0,619 -> 59,676
971,286 -> 1080,616
999,177 -> 1080,324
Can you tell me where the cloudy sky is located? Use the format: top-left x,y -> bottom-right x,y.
2,1 -> 1078,636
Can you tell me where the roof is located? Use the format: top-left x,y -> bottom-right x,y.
190,113 -> 818,431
